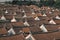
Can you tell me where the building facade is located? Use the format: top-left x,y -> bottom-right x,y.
0,0 -> 13,2
0,0 -> 57,2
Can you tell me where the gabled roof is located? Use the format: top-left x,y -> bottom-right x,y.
34,16 -> 40,20
23,14 -> 27,18
44,24 -> 59,32
23,21 -> 30,26
52,9 -> 55,12
0,15 -> 6,20
11,22 -> 23,27
48,7 -> 50,9
0,34 -> 25,40
49,19 -> 56,24
43,13 -> 47,16
32,12 -> 35,15
13,12 -> 17,15
25,34 -> 35,40
11,16 -> 17,22
8,28 -> 16,35
33,33 -> 51,40
0,27 -> 7,34
49,11 -> 52,14
30,26 -> 41,33
56,9 -> 59,11
22,10 -> 25,13
5,10 -> 8,14
22,27 -> 30,33
55,16 -> 60,19
40,24 -> 48,32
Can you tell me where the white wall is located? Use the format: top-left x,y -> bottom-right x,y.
0,0 -> 13,2
0,0 -> 41,2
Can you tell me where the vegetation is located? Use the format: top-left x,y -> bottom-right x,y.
5,0 -> 60,8
53,0 -> 60,8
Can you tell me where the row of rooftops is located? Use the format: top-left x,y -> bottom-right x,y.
0,26 -> 60,40
0,4 -> 60,40
0,24 -> 60,40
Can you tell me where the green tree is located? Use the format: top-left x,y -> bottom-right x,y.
53,0 -> 60,8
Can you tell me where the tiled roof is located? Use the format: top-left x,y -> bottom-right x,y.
0,4 -> 60,40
